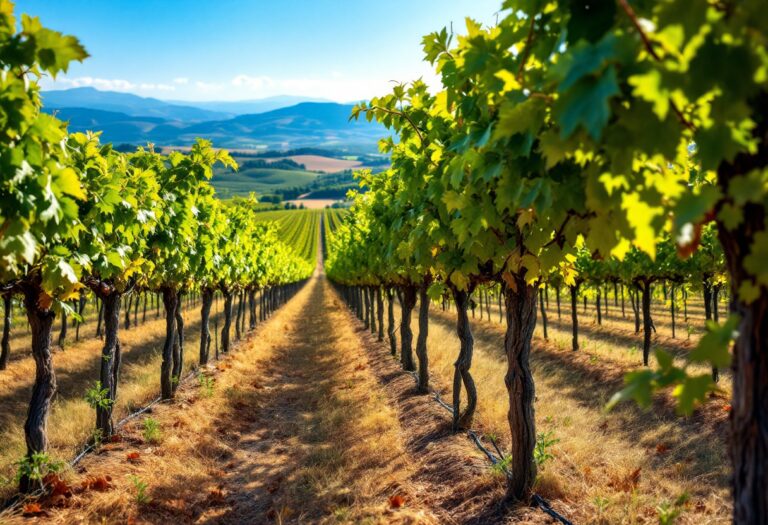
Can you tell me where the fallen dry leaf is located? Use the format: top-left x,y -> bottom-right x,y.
22,502 -> 48,517
388,494 -> 406,508
82,475 -> 113,492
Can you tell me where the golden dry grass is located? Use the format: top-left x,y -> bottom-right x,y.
0,294 -> 231,497
392,296 -> 730,524
1,275 -> 437,524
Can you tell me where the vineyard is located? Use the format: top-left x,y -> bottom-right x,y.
0,0 -> 766,524
254,209 -> 322,264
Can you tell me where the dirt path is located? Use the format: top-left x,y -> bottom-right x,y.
198,274 -> 439,524
7,275 -> 454,524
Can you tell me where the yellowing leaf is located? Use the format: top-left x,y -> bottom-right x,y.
495,69 -> 521,94
622,192 -> 662,259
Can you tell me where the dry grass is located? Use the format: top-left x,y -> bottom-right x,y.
1,275 -> 437,524
0,295 -> 231,497
390,296 -> 730,524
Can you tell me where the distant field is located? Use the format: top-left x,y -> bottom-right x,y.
212,166 -> 319,198
267,155 -> 362,173
284,198 -> 341,209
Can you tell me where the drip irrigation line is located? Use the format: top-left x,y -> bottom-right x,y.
433,392 -> 454,414
532,494 -> 574,525
468,430 -> 499,465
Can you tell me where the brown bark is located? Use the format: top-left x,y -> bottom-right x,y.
221,289 -> 233,354
415,279 -> 430,393
386,288 -> 397,356
160,287 -> 178,400
539,287 -> 548,340
641,280 -> 652,366
96,292 -> 121,437
172,294 -> 184,393
1,292 -> 11,369
570,285 -> 579,351
399,285 -> 417,372
376,287 -> 384,342
503,277 -> 537,502
451,288 -> 477,431
19,282 -> 56,493
199,287 -> 214,365
715,104 -> 768,522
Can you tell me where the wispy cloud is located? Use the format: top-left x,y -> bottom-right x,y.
49,76 -> 176,93
41,68 -> 442,102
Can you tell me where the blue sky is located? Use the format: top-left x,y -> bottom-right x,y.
18,0 -> 503,102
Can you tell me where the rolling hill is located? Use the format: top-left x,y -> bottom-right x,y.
43,89 -> 385,153
42,87 -> 230,121
212,166 -> 321,198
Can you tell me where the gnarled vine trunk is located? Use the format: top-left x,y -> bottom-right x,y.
96,292 -> 121,437
1,293 -> 11,370
570,285 -> 579,351
451,288 -> 477,430
399,285 -> 417,372
386,288 -> 396,356
376,287 -> 384,342
199,287 -> 214,365
716,118 -> 768,523
221,289 -> 234,354
539,287 -> 548,340
503,277 -> 537,502
19,282 -> 56,493
172,294 -> 185,393
415,280 -> 430,393
641,280 -> 652,366
160,287 -> 178,400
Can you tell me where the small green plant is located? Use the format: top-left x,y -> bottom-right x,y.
594,495 -> 610,516
91,427 -> 104,447
656,493 -> 689,525
142,417 -> 161,443
85,381 -> 113,410
534,430 -> 560,468
15,452 -> 64,487
198,373 -> 215,398
129,475 -> 151,504
490,454 -> 513,478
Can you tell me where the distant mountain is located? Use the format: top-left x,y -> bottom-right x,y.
45,101 -> 384,153
163,95 -> 331,115
42,87 -> 231,121
155,102 -> 384,151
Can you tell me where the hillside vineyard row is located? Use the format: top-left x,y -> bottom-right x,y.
0,3 -> 313,495
324,1 -> 768,523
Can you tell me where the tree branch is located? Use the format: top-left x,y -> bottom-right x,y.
617,0 -> 695,131
367,105 -> 426,144
517,17 -> 536,81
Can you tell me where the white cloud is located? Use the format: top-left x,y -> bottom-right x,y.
58,76 -> 136,91
194,80 -> 225,93
41,67 -> 443,103
231,74 -> 274,89
47,76 -> 176,93
219,70 -> 440,101
139,82 -> 175,91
